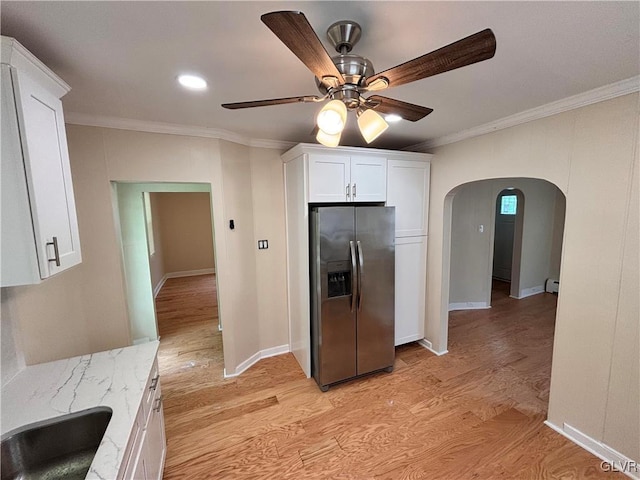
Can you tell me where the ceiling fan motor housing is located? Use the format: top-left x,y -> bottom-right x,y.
315,54 -> 375,102
315,19 -> 375,108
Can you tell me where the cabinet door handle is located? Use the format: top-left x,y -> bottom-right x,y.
153,395 -> 163,413
46,236 -> 61,266
346,184 -> 350,200
353,183 -> 356,198
149,375 -> 159,391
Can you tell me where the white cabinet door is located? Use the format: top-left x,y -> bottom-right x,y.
350,156 -> 387,202
308,153 -> 387,203
308,154 -> 350,203
387,160 -> 430,237
395,236 -> 427,346
143,386 -> 166,480
14,68 -> 81,278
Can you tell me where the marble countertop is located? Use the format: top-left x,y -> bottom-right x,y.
1,341 -> 160,480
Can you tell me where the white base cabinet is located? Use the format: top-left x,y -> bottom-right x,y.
121,358 -> 166,480
394,236 -> 427,345
1,36 -> 81,286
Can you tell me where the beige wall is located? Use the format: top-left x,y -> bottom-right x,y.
155,192 -> 215,275
428,93 -> 639,460
250,147 -> 289,351
2,126 -> 289,377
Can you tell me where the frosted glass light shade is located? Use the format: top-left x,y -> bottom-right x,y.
357,108 -> 389,143
317,100 -> 347,135
316,129 -> 341,148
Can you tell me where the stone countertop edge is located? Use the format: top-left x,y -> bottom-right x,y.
0,341 -> 160,480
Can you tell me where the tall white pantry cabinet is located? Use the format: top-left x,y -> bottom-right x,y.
283,143 -> 431,377
1,36 -> 81,286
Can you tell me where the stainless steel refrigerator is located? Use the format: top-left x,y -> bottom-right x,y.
310,206 -> 395,391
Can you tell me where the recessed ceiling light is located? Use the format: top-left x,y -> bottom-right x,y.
385,114 -> 402,123
178,74 -> 207,91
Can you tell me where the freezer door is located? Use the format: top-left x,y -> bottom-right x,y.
355,206 -> 395,375
311,207 -> 357,387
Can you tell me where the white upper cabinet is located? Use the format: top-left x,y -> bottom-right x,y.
308,154 -> 351,203
386,159 -> 431,237
1,37 -> 81,286
307,152 -> 387,203
350,156 -> 387,202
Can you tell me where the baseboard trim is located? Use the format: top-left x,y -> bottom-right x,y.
166,268 -> 215,279
153,268 -> 216,298
417,339 -> 448,356
544,421 -> 639,479
448,302 -> 491,311
511,285 -> 545,299
224,344 -> 290,378
153,276 -> 167,298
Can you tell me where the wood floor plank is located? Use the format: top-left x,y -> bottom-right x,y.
156,275 -> 623,479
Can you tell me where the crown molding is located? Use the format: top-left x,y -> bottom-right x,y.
64,112 -> 295,151
1,36 -> 70,97
65,75 -> 639,154
407,75 -> 640,153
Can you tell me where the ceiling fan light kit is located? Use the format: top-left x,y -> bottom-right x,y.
357,108 -> 389,144
316,128 -> 342,148
316,99 -> 347,135
221,11 -> 496,148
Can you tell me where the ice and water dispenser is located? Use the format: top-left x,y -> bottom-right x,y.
326,260 -> 351,298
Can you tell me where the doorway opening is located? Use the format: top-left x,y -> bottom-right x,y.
492,188 -> 524,298
111,182 -> 224,379
446,177 -> 566,415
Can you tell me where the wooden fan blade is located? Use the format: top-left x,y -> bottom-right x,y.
365,29 -> 496,89
261,11 -> 344,86
222,95 -> 321,109
366,95 -> 433,122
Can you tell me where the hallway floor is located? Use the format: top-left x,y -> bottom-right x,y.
155,276 -> 618,479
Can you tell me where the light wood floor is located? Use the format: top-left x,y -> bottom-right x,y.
155,275 -> 618,479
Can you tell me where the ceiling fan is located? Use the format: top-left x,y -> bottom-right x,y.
222,11 -> 496,147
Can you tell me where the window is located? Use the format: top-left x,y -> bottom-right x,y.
143,192 -> 155,255
500,194 -> 517,215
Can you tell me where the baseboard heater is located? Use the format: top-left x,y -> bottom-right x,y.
545,278 -> 559,294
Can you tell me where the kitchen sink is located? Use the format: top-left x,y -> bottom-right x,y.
1,407 -> 112,480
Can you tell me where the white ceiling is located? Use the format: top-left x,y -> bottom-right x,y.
2,1 -> 638,150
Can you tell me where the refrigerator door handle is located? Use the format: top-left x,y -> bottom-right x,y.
357,240 -> 364,311
349,241 -> 357,312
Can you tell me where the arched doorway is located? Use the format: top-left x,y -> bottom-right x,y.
447,178 -> 564,315
444,177 -> 566,415
492,188 -> 525,298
